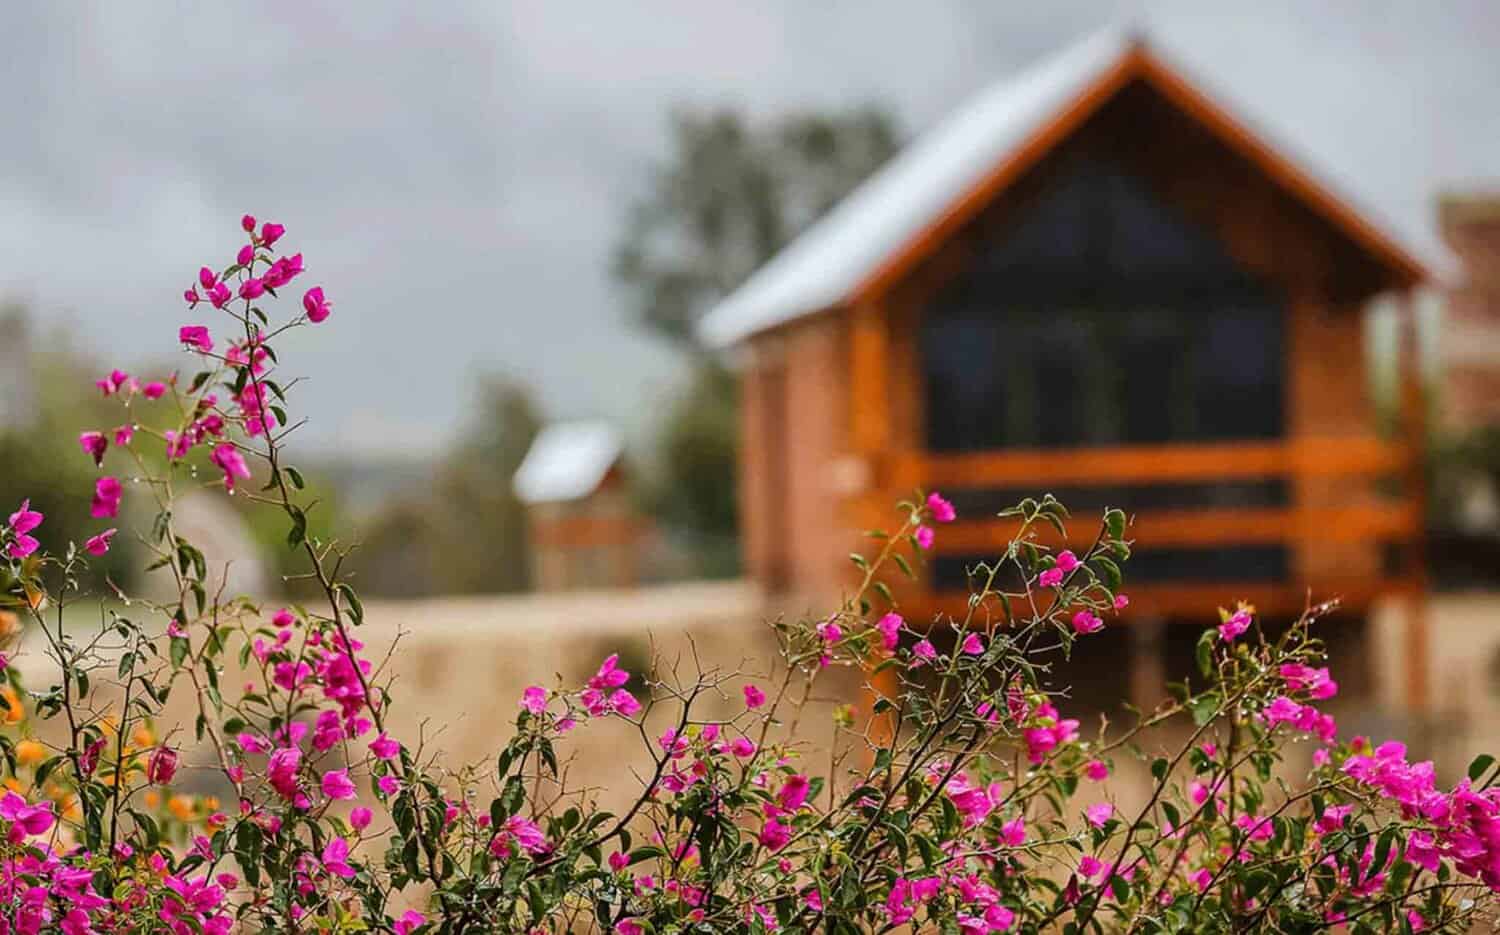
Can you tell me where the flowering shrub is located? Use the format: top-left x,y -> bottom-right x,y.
0,214 -> 1497,933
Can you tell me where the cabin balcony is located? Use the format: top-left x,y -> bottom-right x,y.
850,433 -> 1424,623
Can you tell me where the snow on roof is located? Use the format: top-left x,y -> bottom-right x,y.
697,26 -> 1440,349
513,421 -> 622,505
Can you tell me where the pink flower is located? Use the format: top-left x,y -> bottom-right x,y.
321,837 -> 356,879
609,851 -> 630,872
926,492 -> 956,523
1038,568 -> 1063,587
960,632 -> 985,655
743,684 -> 766,709
146,746 -> 179,784
236,243 -> 255,266
778,774 -> 811,810
1071,611 -> 1103,635
520,685 -> 547,715
914,525 -> 935,550
238,277 -> 265,300
7,499 -> 43,537
1085,802 -> 1113,827
321,768 -> 357,801
210,443 -> 251,491
143,381 -> 167,399
1279,663 -> 1339,700
178,325 -> 213,353
910,639 -> 938,667
589,654 -> 631,690
184,287 -> 200,307
84,528 -> 116,556
207,282 -> 231,308
378,775 -> 401,795
267,747 -> 302,799
79,430 -> 108,466
369,733 -> 400,760
90,476 -> 123,519
1084,759 -> 1109,781
1218,609 -> 1252,642
113,424 -> 134,446
241,214 -> 257,233
815,617 -> 843,644
264,254 -> 303,288
760,817 -> 791,850
198,266 -> 218,289
1056,550 -> 1079,573
260,221 -> 285,247
875,612 -> 903,651
1113,593 -> 1129,610
730,737 -> 756,757
0,793 -> 54,837
303,286 -> 332,323
394,911 -> 426,935
1000,815 -> 1026,846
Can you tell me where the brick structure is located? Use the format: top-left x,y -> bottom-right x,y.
1439,194 -> 1500,432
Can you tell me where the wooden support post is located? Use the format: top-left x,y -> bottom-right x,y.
1398,290 -> 1431,714
1128,616 -> 1167,713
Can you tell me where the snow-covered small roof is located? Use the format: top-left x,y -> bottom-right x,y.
698,26 -> 1438,349
513,421 -> 622,505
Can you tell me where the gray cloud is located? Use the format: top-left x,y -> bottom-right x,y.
1,1 -> 1495,458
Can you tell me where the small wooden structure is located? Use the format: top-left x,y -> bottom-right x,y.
700,30 -> 1434,708
514,421 -> 643,592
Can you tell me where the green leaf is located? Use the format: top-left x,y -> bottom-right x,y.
1187,693 -> 1218,727
286,506 -> 307,549
1104,507 -> 1126,540
1195,629 -> 1216,679
1150,757 -> 1169,782
1468,753 -> 1495,783
285,465 -> 305,490
170,636 -> 189,669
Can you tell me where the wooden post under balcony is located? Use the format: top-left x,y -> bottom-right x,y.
1398,289 -> 1431,714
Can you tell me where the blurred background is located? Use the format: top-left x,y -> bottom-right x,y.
2,2 -> 1499,772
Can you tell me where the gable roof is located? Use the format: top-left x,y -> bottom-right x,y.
513,421 -> 622,505
698,27 -> 1436,349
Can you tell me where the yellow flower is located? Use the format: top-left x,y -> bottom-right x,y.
131,724 -> 155,748
203,795 -> 220,812
167,795 -> 194,821
14,739 -> 45,767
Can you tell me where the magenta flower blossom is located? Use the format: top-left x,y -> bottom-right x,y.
393,911 -> 426,935
84,528 -> 116,556
960,633 -> 985,655
1113,593 -> 1129,610
759,817 -> 791,850
370,733 -> 401,760
910,639 -> 938,667
238,277 -> 265,300
1279,663 -> 1339,700
91,476 -> 122,518
378,775 -> 401,795
146,746 -> 179,784
520,685 -> 547,715
1218,609 -> 1252,642
1056,550 -> 1079,574
198,266 -> 217,289
926,491 -> 956,523
260,221 -> 285,247
79,430 -> 108,466
0,792 -> 55,837
743,684 -> 766,709
210,443 -> 251,491
5,499 -> 43,559
236,243 -> 255,266
350,806 -> 373,831
267,747 -> 302,800
184,288 -> 200,307
915,525 -> 935,550
1084,759 -> 1109,781
1085,802 -> 1113,827
178,325 -> 213,353
1071,611 -> 1103,635
321,769 -> 357,801
875,612 -> 903,651
207,282 -> 231,308
589,655 -> 630,691
241,214 -> 256,232
143,381 -> 167,399
113,424 -> 134,446
321,837 -> 356,879
730,737 -> 756,757
303,286 -> 331,323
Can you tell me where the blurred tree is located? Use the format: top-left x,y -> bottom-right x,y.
614,108 -> 900,572
352,376 -> 541,596
0,303 -> 136,587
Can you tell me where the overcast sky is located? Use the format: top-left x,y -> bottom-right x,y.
2,1 -> 1496,459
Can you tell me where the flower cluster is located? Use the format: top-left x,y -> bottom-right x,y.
0,214 -> 1493,933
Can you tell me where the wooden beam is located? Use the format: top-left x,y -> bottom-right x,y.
901,577 -> 1422,626
888,436 -> 1409,489
930,503 -> 1420,553
848,301 -> 891,457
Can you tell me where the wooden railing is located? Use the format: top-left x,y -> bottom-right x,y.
853,436 -> 1424,621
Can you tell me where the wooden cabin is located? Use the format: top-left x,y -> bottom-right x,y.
514,421 -> 643,592
699,31 -> 1434,707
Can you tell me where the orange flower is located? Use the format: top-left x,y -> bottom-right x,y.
0,686 -> 24,724
167,795 -> 194,821
14,739 -> 45,767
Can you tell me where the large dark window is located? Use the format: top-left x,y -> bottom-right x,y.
922,155 -> 1283,452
